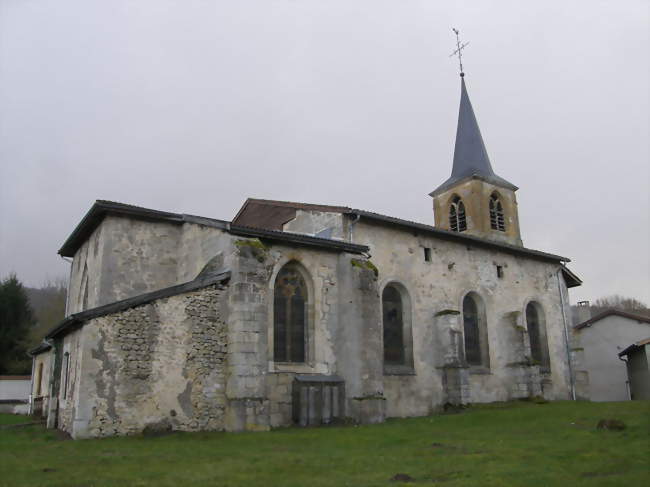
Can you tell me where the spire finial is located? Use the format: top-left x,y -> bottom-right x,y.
450,28 -> 469,77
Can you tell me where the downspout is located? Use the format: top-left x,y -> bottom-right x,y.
348,213 -> 360,243
348,213 -> 372,259
617,354 -> 632,400
557,267 -> 576,400
28,353 -> 36,415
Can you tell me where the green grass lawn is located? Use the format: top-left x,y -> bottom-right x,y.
1,401 -> 648,486
0,413 -> 36,426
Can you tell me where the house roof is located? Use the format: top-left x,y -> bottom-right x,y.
430,78 -> 517,197
618,337 -> 650,357
45,271 -> 231,340
574,309 -> 650,330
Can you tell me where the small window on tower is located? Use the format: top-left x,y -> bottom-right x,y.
423,248 -> 431,262
496,265 -> 504,278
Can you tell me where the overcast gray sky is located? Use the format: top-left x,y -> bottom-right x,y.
1,0 -> 648,305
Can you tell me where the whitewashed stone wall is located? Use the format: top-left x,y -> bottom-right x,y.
59,283 -> 228,438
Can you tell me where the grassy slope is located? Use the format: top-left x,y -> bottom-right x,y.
0,401 -> 648,487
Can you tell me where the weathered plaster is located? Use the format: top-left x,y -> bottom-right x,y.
56,284 -> 228,438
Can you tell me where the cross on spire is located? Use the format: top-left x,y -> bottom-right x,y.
450,28 -> 469,77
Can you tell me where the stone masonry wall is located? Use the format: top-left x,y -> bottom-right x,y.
74,283 -> 228,437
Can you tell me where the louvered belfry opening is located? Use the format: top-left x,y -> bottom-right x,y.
274,264 -> 307,363
292,375 -> 345,426
489,194 -> 506,232
449,196 -> 467,232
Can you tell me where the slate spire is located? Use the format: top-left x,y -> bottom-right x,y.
430,76 -> 517,196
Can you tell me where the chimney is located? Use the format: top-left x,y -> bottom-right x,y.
577,301 -> 591,324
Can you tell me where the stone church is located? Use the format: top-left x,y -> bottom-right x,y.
29,75 -> 582,439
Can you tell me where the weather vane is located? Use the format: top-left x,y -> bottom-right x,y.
450,28 -> 469,77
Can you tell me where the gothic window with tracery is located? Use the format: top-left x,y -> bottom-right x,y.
273,264 -> 307,363
449,196 -> 467,232
382,285 -> 404,365
489,193 -> 506,232
463,293 -> 489,367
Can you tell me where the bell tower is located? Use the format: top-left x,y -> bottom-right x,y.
430,32 -> 522,246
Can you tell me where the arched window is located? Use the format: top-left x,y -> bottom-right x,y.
382,285 -> 404,365
273,263 -> 308,363
449,196 -> 467,233
489,193 -> 506,232
463,293 -> 489,367
526,302 -> 550,372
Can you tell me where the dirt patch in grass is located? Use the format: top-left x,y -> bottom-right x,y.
581,471 -> 624,478
596,418 -> 627,430
390,473 -> 415,482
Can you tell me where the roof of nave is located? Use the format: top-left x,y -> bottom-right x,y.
59,198 -> 580,286
235,198 -> 576,265
58,200 -> 368,258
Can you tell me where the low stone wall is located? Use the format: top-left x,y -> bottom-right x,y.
73,283 -> 228,437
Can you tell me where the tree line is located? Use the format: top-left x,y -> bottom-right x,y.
0,274 -> 67,374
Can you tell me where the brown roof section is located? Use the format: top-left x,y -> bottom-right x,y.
574,309 -> 650,330
0,376 -> 31,380
232,198 -> 351,231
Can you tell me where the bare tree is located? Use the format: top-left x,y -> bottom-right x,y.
591,295 -> 649,315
